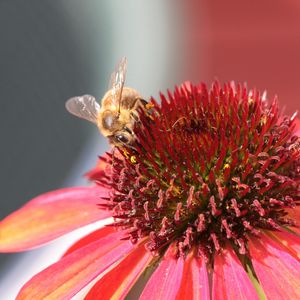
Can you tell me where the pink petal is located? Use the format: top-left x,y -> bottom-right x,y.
294,118 -> 300,135
84,243 -> 153,300
268,230 -> 300,261
212,246 -> 259,300
249,232 -> 300,299
63,226 -> 116,257
176,251 -> 210,300
17,230 -> 133,300
0,186 -> 112,252
140,244 -> 184,300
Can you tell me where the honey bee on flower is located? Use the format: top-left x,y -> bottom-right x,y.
66,57 -> 149,147
0,80 -> 299,299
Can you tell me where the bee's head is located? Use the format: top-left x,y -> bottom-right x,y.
108,130 -> 134,147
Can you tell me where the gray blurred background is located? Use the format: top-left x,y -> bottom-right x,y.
0,0 -> 178,297
0,1 -> 107,272
0,0 -> 178,221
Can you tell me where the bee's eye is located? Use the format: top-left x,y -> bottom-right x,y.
116,134 -> 129,144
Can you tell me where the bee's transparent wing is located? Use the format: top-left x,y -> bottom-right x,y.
108,57 -> 127,110
65,95 -> 100,124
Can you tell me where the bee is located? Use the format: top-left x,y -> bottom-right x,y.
65,57 -> 147,147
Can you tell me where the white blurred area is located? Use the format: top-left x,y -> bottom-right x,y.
0,1 -> 180,299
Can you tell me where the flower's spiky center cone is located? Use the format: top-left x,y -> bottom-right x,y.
98,82 -> 300,260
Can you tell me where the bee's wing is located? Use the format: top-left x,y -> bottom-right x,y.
65,95 -> 100,124
108,57 -> 127,111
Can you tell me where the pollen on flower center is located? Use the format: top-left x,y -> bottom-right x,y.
99,82 -> 299,260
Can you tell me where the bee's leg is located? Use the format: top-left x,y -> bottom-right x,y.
135,97 -> 155,111
124,126 -> 133,134
131,98 -> 148,111
137,98 -> 148,107
130,110 -> 140,122
125,143 -> 137,150
111,145 -> 116,166
130,98 -> 150,122
137,97 -> 154,111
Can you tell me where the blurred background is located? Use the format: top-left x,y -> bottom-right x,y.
0,0 -> 299,298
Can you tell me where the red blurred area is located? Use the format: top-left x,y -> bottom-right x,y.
182,0 -> 300,114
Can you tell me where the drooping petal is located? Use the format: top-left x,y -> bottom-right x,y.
85,153 -> 111,184
63,226 -> 116,257
249,232 -> 300,299
85,149 -> 124,184
140,244 -> 184,300
16,230 -> 133,300
84,243 -> 153,300
176,250 -> 210,300
0,186 -> 112,252
212,246 -> 259,300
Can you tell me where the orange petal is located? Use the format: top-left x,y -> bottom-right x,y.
85,243 -> 153,300
286,206 -> 300,235
140,244 -> 184,300
0,186 -> 112,252
176,250 -> 210,300
16,231 -> 133,300
249,232 -> 300,299
212,246 -> 259,300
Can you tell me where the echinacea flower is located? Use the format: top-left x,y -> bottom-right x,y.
0,81 -> 299,299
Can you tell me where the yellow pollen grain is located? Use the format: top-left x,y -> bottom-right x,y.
171,184 -> 182,196
260,115 -> 268,125
146,103 -> 154,110
145,103 -> 155,120
130,156 -> 137,164
123,149 -> 130,158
